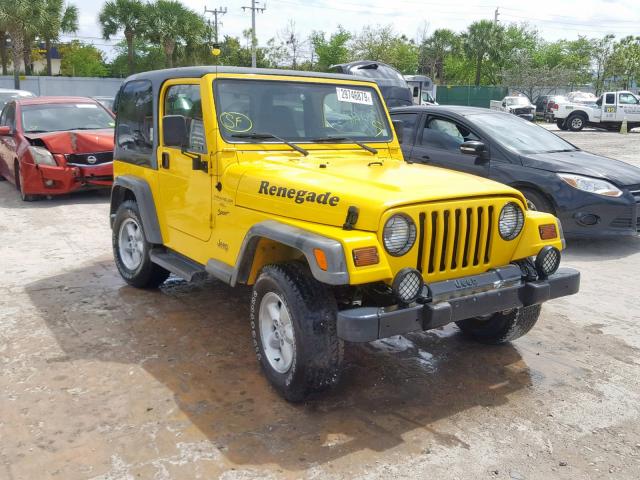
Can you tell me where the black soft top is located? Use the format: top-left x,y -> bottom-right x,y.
126,66 -> 372,87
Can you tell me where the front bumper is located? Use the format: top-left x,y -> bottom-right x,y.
517,113 -> 535,122
337,266 -> 580,342
21,161 -> 113,195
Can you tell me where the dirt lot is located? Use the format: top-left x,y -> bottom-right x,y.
1,130 -> 640,480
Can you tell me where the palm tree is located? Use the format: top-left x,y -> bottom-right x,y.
145,0 -> 206,68
0,0 -> 47,88
421,29 -> 458,84
99,0 -> 146,75
42,0 -> 79,76
462,20 -> 503,86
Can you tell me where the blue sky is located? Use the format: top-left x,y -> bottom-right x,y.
66,0 -> 640,59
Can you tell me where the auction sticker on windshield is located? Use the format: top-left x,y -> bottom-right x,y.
336,87 -> 373,105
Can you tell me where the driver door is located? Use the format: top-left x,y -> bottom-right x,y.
158,80 -> 212,244
617,92 -> 640,122
411,115 -> 490,178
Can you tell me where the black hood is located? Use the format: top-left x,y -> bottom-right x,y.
522,150 -> 640,187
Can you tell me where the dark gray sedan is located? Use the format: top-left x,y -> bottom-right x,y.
390,105 -> 640,238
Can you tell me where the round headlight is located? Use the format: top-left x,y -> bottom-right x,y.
499,202 -> 524,240
383,214 -> 416,256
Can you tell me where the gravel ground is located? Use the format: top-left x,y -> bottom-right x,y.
1,129 -> 640,479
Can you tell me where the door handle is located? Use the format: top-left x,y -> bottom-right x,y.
161,152 -> 170,169
421,155 -> 431,160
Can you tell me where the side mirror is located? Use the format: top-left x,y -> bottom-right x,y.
460,140 -> 489,161
501,101 -> 506,107
162,115 -> 188,148
0,126 -> 10,136
392,119 -> 404,144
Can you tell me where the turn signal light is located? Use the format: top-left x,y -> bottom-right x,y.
539,224 -> 558,240
352,247 -> 379,267
313,248 -> 328,271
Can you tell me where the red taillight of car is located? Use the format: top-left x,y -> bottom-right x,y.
552,103 -> 559,110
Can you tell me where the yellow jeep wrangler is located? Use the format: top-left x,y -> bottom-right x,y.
109,67 -> 580,401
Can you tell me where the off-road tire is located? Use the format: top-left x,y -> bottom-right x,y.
112,199 -> 170,288
520,188 -> 554,214
251,262 -> 343,402
455,304 -> 542,345
15,162 -> 39,201
556,119 -> 568,130
567,113 -> 586,132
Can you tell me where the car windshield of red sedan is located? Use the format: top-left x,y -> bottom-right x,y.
21,103 -> 115,133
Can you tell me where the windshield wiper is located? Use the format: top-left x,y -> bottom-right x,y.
231,132 -> 308,156
546,149 -> 577,153
311,136 -> 378,155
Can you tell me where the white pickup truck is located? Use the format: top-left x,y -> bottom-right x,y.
554,91 -> 640,131
490,96 -> 535,121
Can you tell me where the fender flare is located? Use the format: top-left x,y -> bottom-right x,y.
206,220 -> 350,287
110,175 -> 163,244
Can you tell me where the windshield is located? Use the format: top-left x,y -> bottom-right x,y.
506,97 -> 529,106
21,103 -> 114,133
214,79 -> 392,143
470,113 -> 577,155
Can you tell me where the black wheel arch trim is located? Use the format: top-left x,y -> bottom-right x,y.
110,175 -> 163,244
206,220 -> 350,287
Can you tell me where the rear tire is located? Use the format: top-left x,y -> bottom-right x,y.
112,199 -> 170,288
251,262 -> 343,402
456,305 -> 542,344
567,113 -> 586,132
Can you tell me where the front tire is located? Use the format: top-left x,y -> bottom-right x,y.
251,262 -> 343,402
15,162 -> 39,201
520,188 -> 554,214
112,199 -> 170,288
556,119 -> 568,130
456,305 -> 542,344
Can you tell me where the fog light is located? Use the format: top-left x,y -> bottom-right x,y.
535,246 -> 561,279
576,213 -> 599,226
392,268 -> 423,304
44,180 -> 54,187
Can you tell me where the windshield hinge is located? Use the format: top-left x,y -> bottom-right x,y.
343,206 -> 359,230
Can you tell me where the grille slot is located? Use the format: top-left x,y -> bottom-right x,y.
420,204 -> 495,277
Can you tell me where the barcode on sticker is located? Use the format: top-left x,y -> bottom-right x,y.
336,87 -> 373,105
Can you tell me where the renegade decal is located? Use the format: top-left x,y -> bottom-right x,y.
258,181 -> 340,206
220,112 -> 253,132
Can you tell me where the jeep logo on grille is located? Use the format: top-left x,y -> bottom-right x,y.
454,278 -> 478,289
87,155 -> 97,165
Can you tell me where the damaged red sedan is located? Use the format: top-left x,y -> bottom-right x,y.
0,96 -> 115,201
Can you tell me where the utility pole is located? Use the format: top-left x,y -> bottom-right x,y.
204,5 -> 227,43
242,0 -> 266,68
494,6 -> 500,24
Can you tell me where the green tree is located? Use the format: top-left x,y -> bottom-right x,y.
42,0 -> 79,76
109,39 -> 164,77
462,20 -> 504,86
60,40 -> 108,76
144,0 -> 206,68
99,0 -> 146,76
420,28 -> 459,83
311,27 -> 351,71
0,0 -> 47,87
349,25 -> 418,74
592,34 -> 615,95
609,36 -> 640,90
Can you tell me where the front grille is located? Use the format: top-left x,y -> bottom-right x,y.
65,151 -> 113,166
514,107 -> 533,115
610,217 -> 634,229
416,204 -> 494,279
